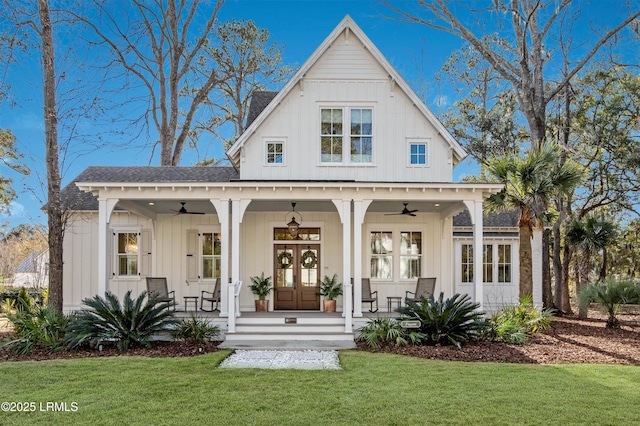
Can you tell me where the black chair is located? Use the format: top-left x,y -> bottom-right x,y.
405,277 -> 436,303
145,277 -> 176,310
200,277 -> 221,312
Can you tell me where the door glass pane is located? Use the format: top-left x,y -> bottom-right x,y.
276,248 -> 294,288
300,248 -> 319,287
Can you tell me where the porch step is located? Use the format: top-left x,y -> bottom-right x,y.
220,313 -> 355,349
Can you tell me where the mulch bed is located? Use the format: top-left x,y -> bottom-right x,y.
358,314 -> 640,365
1,311 -> 639,364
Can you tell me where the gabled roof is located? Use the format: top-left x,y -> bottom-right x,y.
15,251 -> 46,274
226,15 -> 467,168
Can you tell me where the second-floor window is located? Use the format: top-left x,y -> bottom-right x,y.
266,141 -> 284,164
321,107 -> 372,164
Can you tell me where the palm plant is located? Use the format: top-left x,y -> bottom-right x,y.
490,297 -> 554,344
249,273 -> 273,300
577,279 -> 640,328
356,317 -> 416,349
170,315 -> 220,344
566,215 -> 617,292
484,142 -> 583,298
397,292 -> 488,349
2,299 -> 70,354
319,274 -> 343,300
65,290 -> 178,353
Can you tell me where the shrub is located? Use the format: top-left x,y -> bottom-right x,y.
356,317 -> 423,349
397,292 -> 488,349
491,297 -> 554,344
578,278 -> 640,329
170,315 -> 220,344
65,290 -> 178,353
2,300 -> 70,354
0,287 -> 47,306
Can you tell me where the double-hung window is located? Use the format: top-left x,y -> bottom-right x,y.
115,231 -> 139,278
201,232 -> 221,280
400,231 -> 422,279
370,230 -> 423,281
321,107 -> 372,164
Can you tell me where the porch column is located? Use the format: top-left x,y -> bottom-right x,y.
97,198 -> 118,297
352,199 -> 372,318
464,200 -> 484,310
210,199 -> 230,317
228,199 -> 250,333
333,199 -> 352,333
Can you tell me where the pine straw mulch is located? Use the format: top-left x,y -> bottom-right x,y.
357,313 -> 640,365
1,311 -> 639,364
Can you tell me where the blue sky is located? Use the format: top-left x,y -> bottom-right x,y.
0,0 -> 636,229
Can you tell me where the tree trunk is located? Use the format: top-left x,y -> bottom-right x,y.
578,252 -> 591,318
542,229 -> 553,309
519,222 -> 534,299
561,245 -> 573,314
599,247 -> 608,282
39,0 -> 64,313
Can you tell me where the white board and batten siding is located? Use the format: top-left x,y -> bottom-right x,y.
238,29 -> 454,183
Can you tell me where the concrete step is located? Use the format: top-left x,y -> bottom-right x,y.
218,339 -> 356,350
235,316 -> 344,326
235,324 -> 345,334
224,331 -> 354,341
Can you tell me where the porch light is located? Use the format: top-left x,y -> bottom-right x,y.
286,202 -> 302,238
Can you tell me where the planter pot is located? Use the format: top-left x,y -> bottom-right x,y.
323,299 -> 336,313
255,299 -> 269,312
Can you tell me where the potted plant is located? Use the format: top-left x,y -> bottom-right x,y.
320,273 -> 343,313
249,273 -> 273,312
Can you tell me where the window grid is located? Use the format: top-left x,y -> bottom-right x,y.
370,231 -> 393,280
201,232 -> 221,280
350,108 -> 372,163
400,231 -> 422,279
409,143 -> 427,165
498,244 -> 512,283
266,142 -> 283,164
321,108 -> 343,163
116,232 -> 139,277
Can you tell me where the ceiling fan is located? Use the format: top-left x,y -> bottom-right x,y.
171,201 -> 205,215
385,202 -> 418,217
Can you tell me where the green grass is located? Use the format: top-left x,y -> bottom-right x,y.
1,350 -> 639,425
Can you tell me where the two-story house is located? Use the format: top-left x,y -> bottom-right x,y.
60,16 -> 542,345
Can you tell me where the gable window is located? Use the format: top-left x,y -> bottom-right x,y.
321,108 -> 343,163
201,232 -> 221,280
408,140 -> 428,166
350,108 -> 372,163
321,107 -> 373,164
266,141 -> 284,164
115,231 -> 139,278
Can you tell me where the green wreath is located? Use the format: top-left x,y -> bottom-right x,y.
301,250 -> 317,269
277,251 -> 293,269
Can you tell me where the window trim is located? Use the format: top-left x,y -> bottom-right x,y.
407,139 -> 430,167
457,240 -> 516,286
199,228 -> 221,282
319,105 -> 375,166
112,227 -> 141,280
264,138 -> 286,166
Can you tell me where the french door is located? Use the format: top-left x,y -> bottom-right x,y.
273,244 -> 320,310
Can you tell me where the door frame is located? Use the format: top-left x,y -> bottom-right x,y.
273,243 -> 321,310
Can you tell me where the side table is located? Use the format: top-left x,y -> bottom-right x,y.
387,296 -> 402,312
184,296 -> 198,312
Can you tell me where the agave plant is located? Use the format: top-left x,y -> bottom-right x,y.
65,290 -> 178,353
397,292 -> 488,349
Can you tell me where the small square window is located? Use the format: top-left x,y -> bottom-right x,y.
266,141 -> 284,164
409,142 -> 427,165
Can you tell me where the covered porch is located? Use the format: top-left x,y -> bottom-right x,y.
76,178 -> 501,337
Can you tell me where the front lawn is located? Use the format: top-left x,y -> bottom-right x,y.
1,351 -> 639,425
